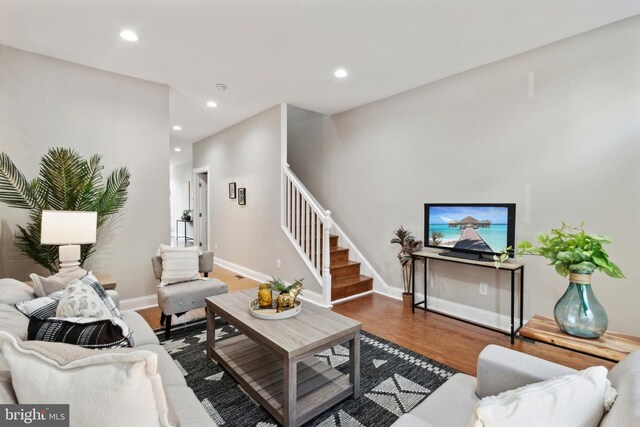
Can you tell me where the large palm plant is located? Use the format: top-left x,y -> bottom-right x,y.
0,147 -> 130,273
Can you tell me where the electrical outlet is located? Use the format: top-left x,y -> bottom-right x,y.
277,259 -> 281,269
214,242 -> 218,250
479,283 -> 488,296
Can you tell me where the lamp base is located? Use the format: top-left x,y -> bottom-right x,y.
58,245 -> 81,274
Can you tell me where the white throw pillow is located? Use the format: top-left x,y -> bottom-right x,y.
0,331 -> 172,427
159,251 -> 201,287
0,356 -> 16,404
56,280 -> 113,319
29,267 -> 88,298
0,279 -> 35,305
156,244 -> 202,256
470,366 -> 611,427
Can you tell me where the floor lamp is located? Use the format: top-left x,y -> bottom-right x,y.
40,210 -> 97,274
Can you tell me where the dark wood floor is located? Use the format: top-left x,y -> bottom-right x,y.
331,293 -> 613,375
137,269 -> 613,376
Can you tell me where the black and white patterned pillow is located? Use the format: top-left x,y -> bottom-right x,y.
81,272 -> 121,319
15,290 -> 64,319
28,316 -> 134,349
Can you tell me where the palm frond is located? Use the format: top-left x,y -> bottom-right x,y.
97,167 -> 130,226
0,153 -> 37,209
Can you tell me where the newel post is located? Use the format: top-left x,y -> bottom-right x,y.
322,210 -> 333,306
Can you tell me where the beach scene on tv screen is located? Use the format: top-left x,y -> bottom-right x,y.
428,206 -> 509,253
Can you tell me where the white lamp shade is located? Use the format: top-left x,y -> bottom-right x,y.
40,210 -> 97,245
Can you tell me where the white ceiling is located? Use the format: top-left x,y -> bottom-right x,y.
1,1 -> 639,166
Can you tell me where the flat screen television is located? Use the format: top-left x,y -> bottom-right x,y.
424,203 -> 516,260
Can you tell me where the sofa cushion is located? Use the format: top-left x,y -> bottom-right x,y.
392,373 -> 478,427
600,350 -> 640,427
0,331 -> 172,427
28,316 -> 134,349
56,280 -> 113,319
121,310 -> 160,346
0,304 -> 29,340
138,344 -> 187,387
471,366 -> 610,427
391,413 -> 436,427
29,267 -> 87,298
165,385 -> 217,427
476,344 -> 576,398
0,279 -> 35,305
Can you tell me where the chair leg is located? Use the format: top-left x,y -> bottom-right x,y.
164,315 -> 172,340
160,312 -> 166,326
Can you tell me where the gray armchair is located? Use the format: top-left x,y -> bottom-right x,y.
392,345 -> 640,427
151,251 -> 228,338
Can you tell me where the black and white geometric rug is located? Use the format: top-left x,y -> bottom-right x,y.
157,319 -> 457,427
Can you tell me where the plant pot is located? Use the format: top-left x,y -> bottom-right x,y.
553,273 -> 608,339
402,292 -> 413,310
401,262 -> 413,294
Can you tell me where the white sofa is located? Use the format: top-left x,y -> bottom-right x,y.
0,278 -> 215,427
392,344 -> 640,427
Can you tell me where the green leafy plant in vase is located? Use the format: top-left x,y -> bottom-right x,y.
496,222 -> 624,338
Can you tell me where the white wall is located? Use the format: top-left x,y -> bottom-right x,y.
193,105 -> 318,293
170,161 -> 194,240
0,45 -> 170,301
288,16 -> 640,334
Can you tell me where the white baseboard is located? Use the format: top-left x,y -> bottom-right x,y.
120,294 -> 158,311
214,258 -> 272,283
378,286 -> 520,332
214,258 -> 327,308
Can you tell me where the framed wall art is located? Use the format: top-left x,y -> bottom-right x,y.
238,187 -> 246,205
229,182 -> 237,199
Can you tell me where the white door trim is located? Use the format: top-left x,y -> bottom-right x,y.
193,165 -> 210,251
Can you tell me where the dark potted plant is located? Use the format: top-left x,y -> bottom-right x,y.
391,226 -> 422,307
495,222 -> 624,338
181,209 -> 192,222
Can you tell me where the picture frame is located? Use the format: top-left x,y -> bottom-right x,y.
238,187 -> 246,205
229,182 -> 237,199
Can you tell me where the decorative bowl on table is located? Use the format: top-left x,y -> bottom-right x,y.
249,299 -> 302,320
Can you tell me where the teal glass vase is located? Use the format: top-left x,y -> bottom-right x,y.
553,275 -> 608,339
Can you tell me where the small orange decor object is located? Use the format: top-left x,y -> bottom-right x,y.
258,283 -> 272,308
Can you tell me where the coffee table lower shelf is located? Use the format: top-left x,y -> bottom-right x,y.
210,334 -> 353,426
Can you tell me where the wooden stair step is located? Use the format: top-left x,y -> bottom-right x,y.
331,275 -> 373,301
328,260 -> 361,279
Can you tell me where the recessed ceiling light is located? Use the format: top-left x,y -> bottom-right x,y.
206,101 -> 218,108
172,125 -> 182,131
119,30 -> 139,42
334,68 -> 348,78
174,148 -> 182,152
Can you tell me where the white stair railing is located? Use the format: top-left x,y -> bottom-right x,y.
281,164 -> 332,305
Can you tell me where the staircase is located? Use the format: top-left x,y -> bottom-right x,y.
327,234 -> 373,300
281,164 -> 373,305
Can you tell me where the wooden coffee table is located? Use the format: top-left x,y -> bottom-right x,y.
206,290 -> 361,427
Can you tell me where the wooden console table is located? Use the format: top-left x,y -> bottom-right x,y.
411,250 -> 524,344
520,315 -> 640,362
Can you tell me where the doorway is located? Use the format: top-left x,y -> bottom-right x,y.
193,167 -> 209,250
